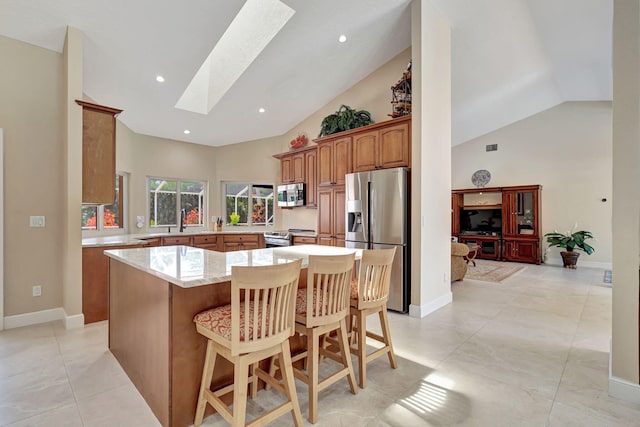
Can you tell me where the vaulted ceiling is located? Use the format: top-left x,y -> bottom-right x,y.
0,0 -> 611,147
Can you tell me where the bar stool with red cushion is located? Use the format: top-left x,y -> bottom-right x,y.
349,247 -> 397,389
271,253 -> 358,424
193,259 -> 303,427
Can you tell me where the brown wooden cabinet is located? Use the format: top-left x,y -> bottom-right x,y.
162,235 -> 192,246
502,185 -> 542,263
457,236 -> 502,260
221,233 -> 262,252
503,239 -> 539,263
293,235 -> 317,245
451,193 -> 463,236
452,184 -> 542,264
305,149 -> 317,207
317,186 -> 345,247
192,235 -> 219,251
352,119 -> 410,172
82,243 -> 144,324
76,100 -> 122,205
279,151 -> 305,183
317,137 -> 352,187
273,146 -> 317,207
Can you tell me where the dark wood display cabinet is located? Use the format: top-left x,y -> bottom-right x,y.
457,235 -> 502,260
452,184 -> 542,264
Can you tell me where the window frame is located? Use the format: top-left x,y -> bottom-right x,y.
146,176 -> 208,230
82,173 -> 128,237
221,181 -> 275,227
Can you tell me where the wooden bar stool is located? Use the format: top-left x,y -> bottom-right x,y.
349,248 -> 397,389
270,253 -> 358,424
193,259 -> 303,427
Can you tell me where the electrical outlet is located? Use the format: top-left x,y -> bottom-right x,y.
32,285 -> 42,297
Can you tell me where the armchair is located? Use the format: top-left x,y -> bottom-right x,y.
451,243 -> 470,282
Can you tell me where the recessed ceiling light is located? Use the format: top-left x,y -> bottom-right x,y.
259,108 -> 265,113
338,34 -> 347,43
183,130 -> 191,134
156,75 -> 165,83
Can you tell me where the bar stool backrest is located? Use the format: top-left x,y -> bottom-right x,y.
355,248 -> 396,310
230,259 -> 302,356
302,253 -> 355,328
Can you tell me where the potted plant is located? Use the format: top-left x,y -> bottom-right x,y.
318,105 -> 373,137
544,228 -> 595,269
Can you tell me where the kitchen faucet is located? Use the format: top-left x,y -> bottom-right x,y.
180,209 -> 186,233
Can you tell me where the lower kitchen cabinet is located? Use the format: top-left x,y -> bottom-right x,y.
221,234 -> 263,251
82,232 -> 266,324
293,235 -> 317,245
192,234 -> 218,250
161,235 -> 192,246
82,244 -> 145,324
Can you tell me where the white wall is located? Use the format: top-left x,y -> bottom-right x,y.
452,101 -> 612,266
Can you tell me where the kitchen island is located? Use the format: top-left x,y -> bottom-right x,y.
104,245 -> 359,427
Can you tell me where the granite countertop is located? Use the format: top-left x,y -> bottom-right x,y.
82,229 -> 268,247
104,245 -> 361,288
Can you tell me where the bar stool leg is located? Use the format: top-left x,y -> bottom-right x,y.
232,357 -> 249,427
356,310 -> 367,389
195,339 -> 216,426
337,317 -> 358,394
250,362 -> 258,398
380,308 -> 398,369
280,340 -> 304,427
307,328 -> 320,424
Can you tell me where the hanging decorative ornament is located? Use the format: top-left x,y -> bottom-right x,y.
471,169 -> 491,188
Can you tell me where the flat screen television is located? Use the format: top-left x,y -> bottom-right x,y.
460,208 -> 502,234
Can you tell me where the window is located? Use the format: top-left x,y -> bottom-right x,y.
223,183 -> 274,226
81,174 -> 126,233
148,177 -> 206,228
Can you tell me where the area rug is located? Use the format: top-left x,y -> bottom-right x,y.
465,261 -> 526,283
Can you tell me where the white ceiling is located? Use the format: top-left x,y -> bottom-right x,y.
0,0 -> 612,147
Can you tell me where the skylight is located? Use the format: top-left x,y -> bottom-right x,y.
175,0 -> 295,115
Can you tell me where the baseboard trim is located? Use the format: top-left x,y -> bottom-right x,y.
409,291 -> 452,318
4,307 -> 65,329
544,257 -> 612,270
65,313 -> 85,329
4,308 -> 85,330
608,340 -> 640,403
609,376 -> 640,404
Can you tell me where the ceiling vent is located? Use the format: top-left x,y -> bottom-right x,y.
486,144 -> 498,152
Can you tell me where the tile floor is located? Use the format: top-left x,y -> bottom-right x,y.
1,262 -> 640,426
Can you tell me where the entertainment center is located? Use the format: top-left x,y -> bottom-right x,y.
452,185 -> 542,264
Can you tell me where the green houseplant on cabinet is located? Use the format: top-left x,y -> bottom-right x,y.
318,104 -> 373,137
544,228 -> 595,269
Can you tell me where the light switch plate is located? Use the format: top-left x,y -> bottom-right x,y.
29,216 -> 45,227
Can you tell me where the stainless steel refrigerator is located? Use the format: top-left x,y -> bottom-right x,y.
345,167 -> 410,312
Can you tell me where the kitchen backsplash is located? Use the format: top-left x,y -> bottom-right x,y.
278,206 -> 317,231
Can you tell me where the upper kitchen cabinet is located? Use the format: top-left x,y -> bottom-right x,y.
352,116 -> 411,172
76,100 -> 122,204
305,148 -> 318,207
316,136 -> 352,187
273,146 -> 318,207
278,151 -> 304,183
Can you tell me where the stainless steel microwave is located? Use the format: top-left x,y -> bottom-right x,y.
277,183 -> 305,207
